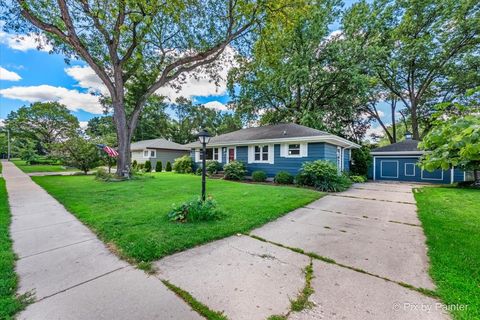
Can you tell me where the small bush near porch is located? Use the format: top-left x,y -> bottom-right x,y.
32,173 -> 322,263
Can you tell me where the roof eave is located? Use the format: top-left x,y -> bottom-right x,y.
189,135 -> 360,149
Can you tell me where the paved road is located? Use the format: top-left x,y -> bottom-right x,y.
2,161 -> 201,320
156,182 -> 450,320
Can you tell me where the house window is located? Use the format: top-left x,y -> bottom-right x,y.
254,145 -> 269,161
200,148 -> 219,161
288,144 -> 301,156
144,149 -> 156,158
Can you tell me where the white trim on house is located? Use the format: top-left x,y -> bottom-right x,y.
248,144 -> 274,164
421,169 -> 444,181
194,147 -> 221,162
404,163 -> 416,176
380,160 -> 399,178
371,151 -> 424,156
373,156 -> 376,180
195,135 -> 360,149
143,149 -> 156,158
280,143 -> 308,158
451,167 -> 454,184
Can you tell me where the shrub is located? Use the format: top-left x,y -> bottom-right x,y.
252,170 -> 267,182
166,161 -> 172,172
132,160 -> 138,169
168,197 -> 223,223
155,161 -> 162,172
173,155 -> 193,173
223,161 -> 246,180
137,163 -> 145,171
195,167 -> 202,175
144,160 -> 152,172
95,167 -> 110,180
274,171 -> 294,184
351,146 -> 372,176
350,175 -> 367,183
206,160 -> 222,175
296,160 -> 352,192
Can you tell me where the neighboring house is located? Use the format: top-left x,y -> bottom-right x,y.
131,138 -> 189,169
186,123 -> 360,177
370,133 -> 469,184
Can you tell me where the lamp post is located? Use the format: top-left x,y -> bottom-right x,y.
197,129 -> 211,201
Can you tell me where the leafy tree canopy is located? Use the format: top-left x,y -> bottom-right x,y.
5,101 -> 79,154
344,0 -> 480,141
227,0 -> 371,141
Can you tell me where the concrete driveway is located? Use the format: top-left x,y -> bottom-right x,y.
156,182 -> 450,320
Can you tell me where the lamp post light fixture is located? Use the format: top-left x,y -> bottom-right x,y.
197,129 -> 211,201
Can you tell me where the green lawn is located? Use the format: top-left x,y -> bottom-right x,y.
11,159 -> 77,173
415,187 -> 480,320
0,178 -> 25,319
33,173 -> 322,263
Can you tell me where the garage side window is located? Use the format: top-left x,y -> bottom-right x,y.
404,163 -> 415,176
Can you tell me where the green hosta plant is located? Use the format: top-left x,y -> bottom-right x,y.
168,197 -> 224,223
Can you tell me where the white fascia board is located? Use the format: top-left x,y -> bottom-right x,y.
370,151 -> 424,156
201,135 -> 360,149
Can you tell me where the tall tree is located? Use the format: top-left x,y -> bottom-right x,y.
343,0 -> 480,140
3,0 -> 271,176
227,0 -> 371,141
5,102 -> 79,154
170,97 -> 243,144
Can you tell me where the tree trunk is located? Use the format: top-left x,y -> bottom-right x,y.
112,100 -> 132,178
391,98 -> 397,143
474,169 -> 480,186
410,100 -> 420,140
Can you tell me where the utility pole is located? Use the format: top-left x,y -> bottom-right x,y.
7,128 -> 11,161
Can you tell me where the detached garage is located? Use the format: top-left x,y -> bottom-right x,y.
370,133 -> 467,184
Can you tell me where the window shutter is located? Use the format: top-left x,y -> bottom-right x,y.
247,146 -> 253,164
268,144 -> 275,164
300,143 -> 308,157
280,144 -> 286,157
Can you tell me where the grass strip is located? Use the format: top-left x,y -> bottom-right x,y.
0,178 -> 30,319
161,279 -> 228,320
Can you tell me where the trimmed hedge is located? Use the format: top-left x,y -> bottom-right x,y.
252,170 -> 267,182
274,171 -> 294,184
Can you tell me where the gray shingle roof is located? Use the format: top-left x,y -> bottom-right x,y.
130,138 -> 189,151
185,123 -> 331,147
371,139 -> 422,153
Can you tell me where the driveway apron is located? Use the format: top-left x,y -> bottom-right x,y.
155,182 -> 449,319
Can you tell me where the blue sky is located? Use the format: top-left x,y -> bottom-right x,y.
0,0 -> 386,137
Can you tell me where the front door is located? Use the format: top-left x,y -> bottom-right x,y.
228,148 -> 235,162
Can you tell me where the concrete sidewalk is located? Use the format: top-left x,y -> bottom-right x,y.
2,161 -> 201,320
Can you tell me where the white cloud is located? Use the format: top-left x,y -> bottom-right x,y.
365,126 -> 385,142
65,65 -> 108,94
203,101 -> 228,111
0,27 -> 52,52
79,121 -> 89,129
0,118 -> 4,127
156,46 -> 236,101
0,85 -> 102,114
0,66 -> 21,81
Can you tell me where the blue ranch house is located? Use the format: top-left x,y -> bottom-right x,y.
370,133 -> 469,184
186,123 -> 360,177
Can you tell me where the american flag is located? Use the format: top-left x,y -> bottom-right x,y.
97,144 -> 118,157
